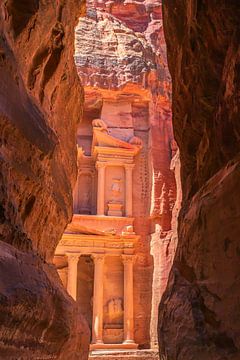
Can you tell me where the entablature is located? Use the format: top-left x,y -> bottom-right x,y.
56,232 -> 138,257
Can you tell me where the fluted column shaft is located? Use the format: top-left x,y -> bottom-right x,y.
92,254 -> 105,344
66,253 -> 80,300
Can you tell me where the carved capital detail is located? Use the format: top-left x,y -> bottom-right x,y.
96,161 -> 107,170
124,164 -> 135,171
92,253 -> 105,263
66,253 -> 80,263
122,255 -> 134,265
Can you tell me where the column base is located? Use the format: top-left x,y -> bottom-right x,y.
123,339 -> 135,344
95,340 -> 104,344
90,342 -> 138,350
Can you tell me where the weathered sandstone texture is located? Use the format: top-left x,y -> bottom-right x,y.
0,1 -> 89,358
75,0 -> 176,348
159,2 -> 240,359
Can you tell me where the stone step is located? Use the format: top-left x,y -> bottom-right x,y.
89,349 -> 159,360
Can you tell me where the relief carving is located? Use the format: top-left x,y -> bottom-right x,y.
104,297 -> 123,328
110,178 -> 122,199
108,178 -> 123,216
79,173 -> 92,214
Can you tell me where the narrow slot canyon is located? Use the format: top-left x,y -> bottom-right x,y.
54,0 -> 177,357
0,1 -> 240,360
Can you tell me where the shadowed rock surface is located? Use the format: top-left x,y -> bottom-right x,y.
0,0 -> 89,358
159,2 -> 240,359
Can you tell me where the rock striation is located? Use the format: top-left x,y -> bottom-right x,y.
0,0 -> 89,359
159,2 -> 240,359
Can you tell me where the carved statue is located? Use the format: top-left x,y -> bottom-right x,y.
79,174 -> 92,214
81,190 -> 90,207
92,118 -> 108,133
104,297 -> 123,326
111,179 -> 122,198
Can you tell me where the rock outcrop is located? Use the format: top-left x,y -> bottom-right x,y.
159,2 -> 240,359
0,1 -> 89,358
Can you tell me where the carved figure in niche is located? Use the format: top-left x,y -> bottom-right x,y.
79,174 -> 92,214
111,179 -> 122,199
92,118 -> 108,133
104,297 -> 123,328
82,189 -> 90,208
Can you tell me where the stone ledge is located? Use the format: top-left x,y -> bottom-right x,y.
89,349 -> 159,359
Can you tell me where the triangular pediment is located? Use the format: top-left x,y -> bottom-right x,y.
66,223 -> 116,236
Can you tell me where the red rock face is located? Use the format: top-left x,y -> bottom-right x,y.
0,1 -> 89,358
75,0 -> 176,348
159,2 -> 240,359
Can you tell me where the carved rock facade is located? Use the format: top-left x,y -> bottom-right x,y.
74,0 -> 176,349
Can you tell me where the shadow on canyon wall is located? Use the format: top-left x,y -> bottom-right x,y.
159,2 -> 240,360
0,1 -> 89,359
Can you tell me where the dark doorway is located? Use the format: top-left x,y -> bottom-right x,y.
77,255 -> 94,337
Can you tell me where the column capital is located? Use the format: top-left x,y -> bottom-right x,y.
96,161 -> 107,170
92,253 -> 105,262
66,252 -> 80,263
124,163 -> 135,171
122,254 -> 134,264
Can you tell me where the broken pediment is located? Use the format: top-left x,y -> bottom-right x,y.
91,118 -> 142,155
66,223 -> 117,236
92,128 -> 135,150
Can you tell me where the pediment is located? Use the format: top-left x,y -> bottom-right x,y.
92,128 -> 135,150
66,223 -> 116,236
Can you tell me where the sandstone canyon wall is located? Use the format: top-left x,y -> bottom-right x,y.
159,2 -> 240,359
75,0 -> 177,348
0,1 -> 89,359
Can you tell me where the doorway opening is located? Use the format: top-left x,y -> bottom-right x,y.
77,255 -> 94,337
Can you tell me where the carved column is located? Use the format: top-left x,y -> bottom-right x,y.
125,164 -> 134,217
92,254 -> 105,344
122,255 -> 135,343
96,162 -> 106,215
66,253 -> 80,300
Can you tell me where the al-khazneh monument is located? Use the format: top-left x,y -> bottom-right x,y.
54,120 -> 142,350
54,1 -> 176,353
